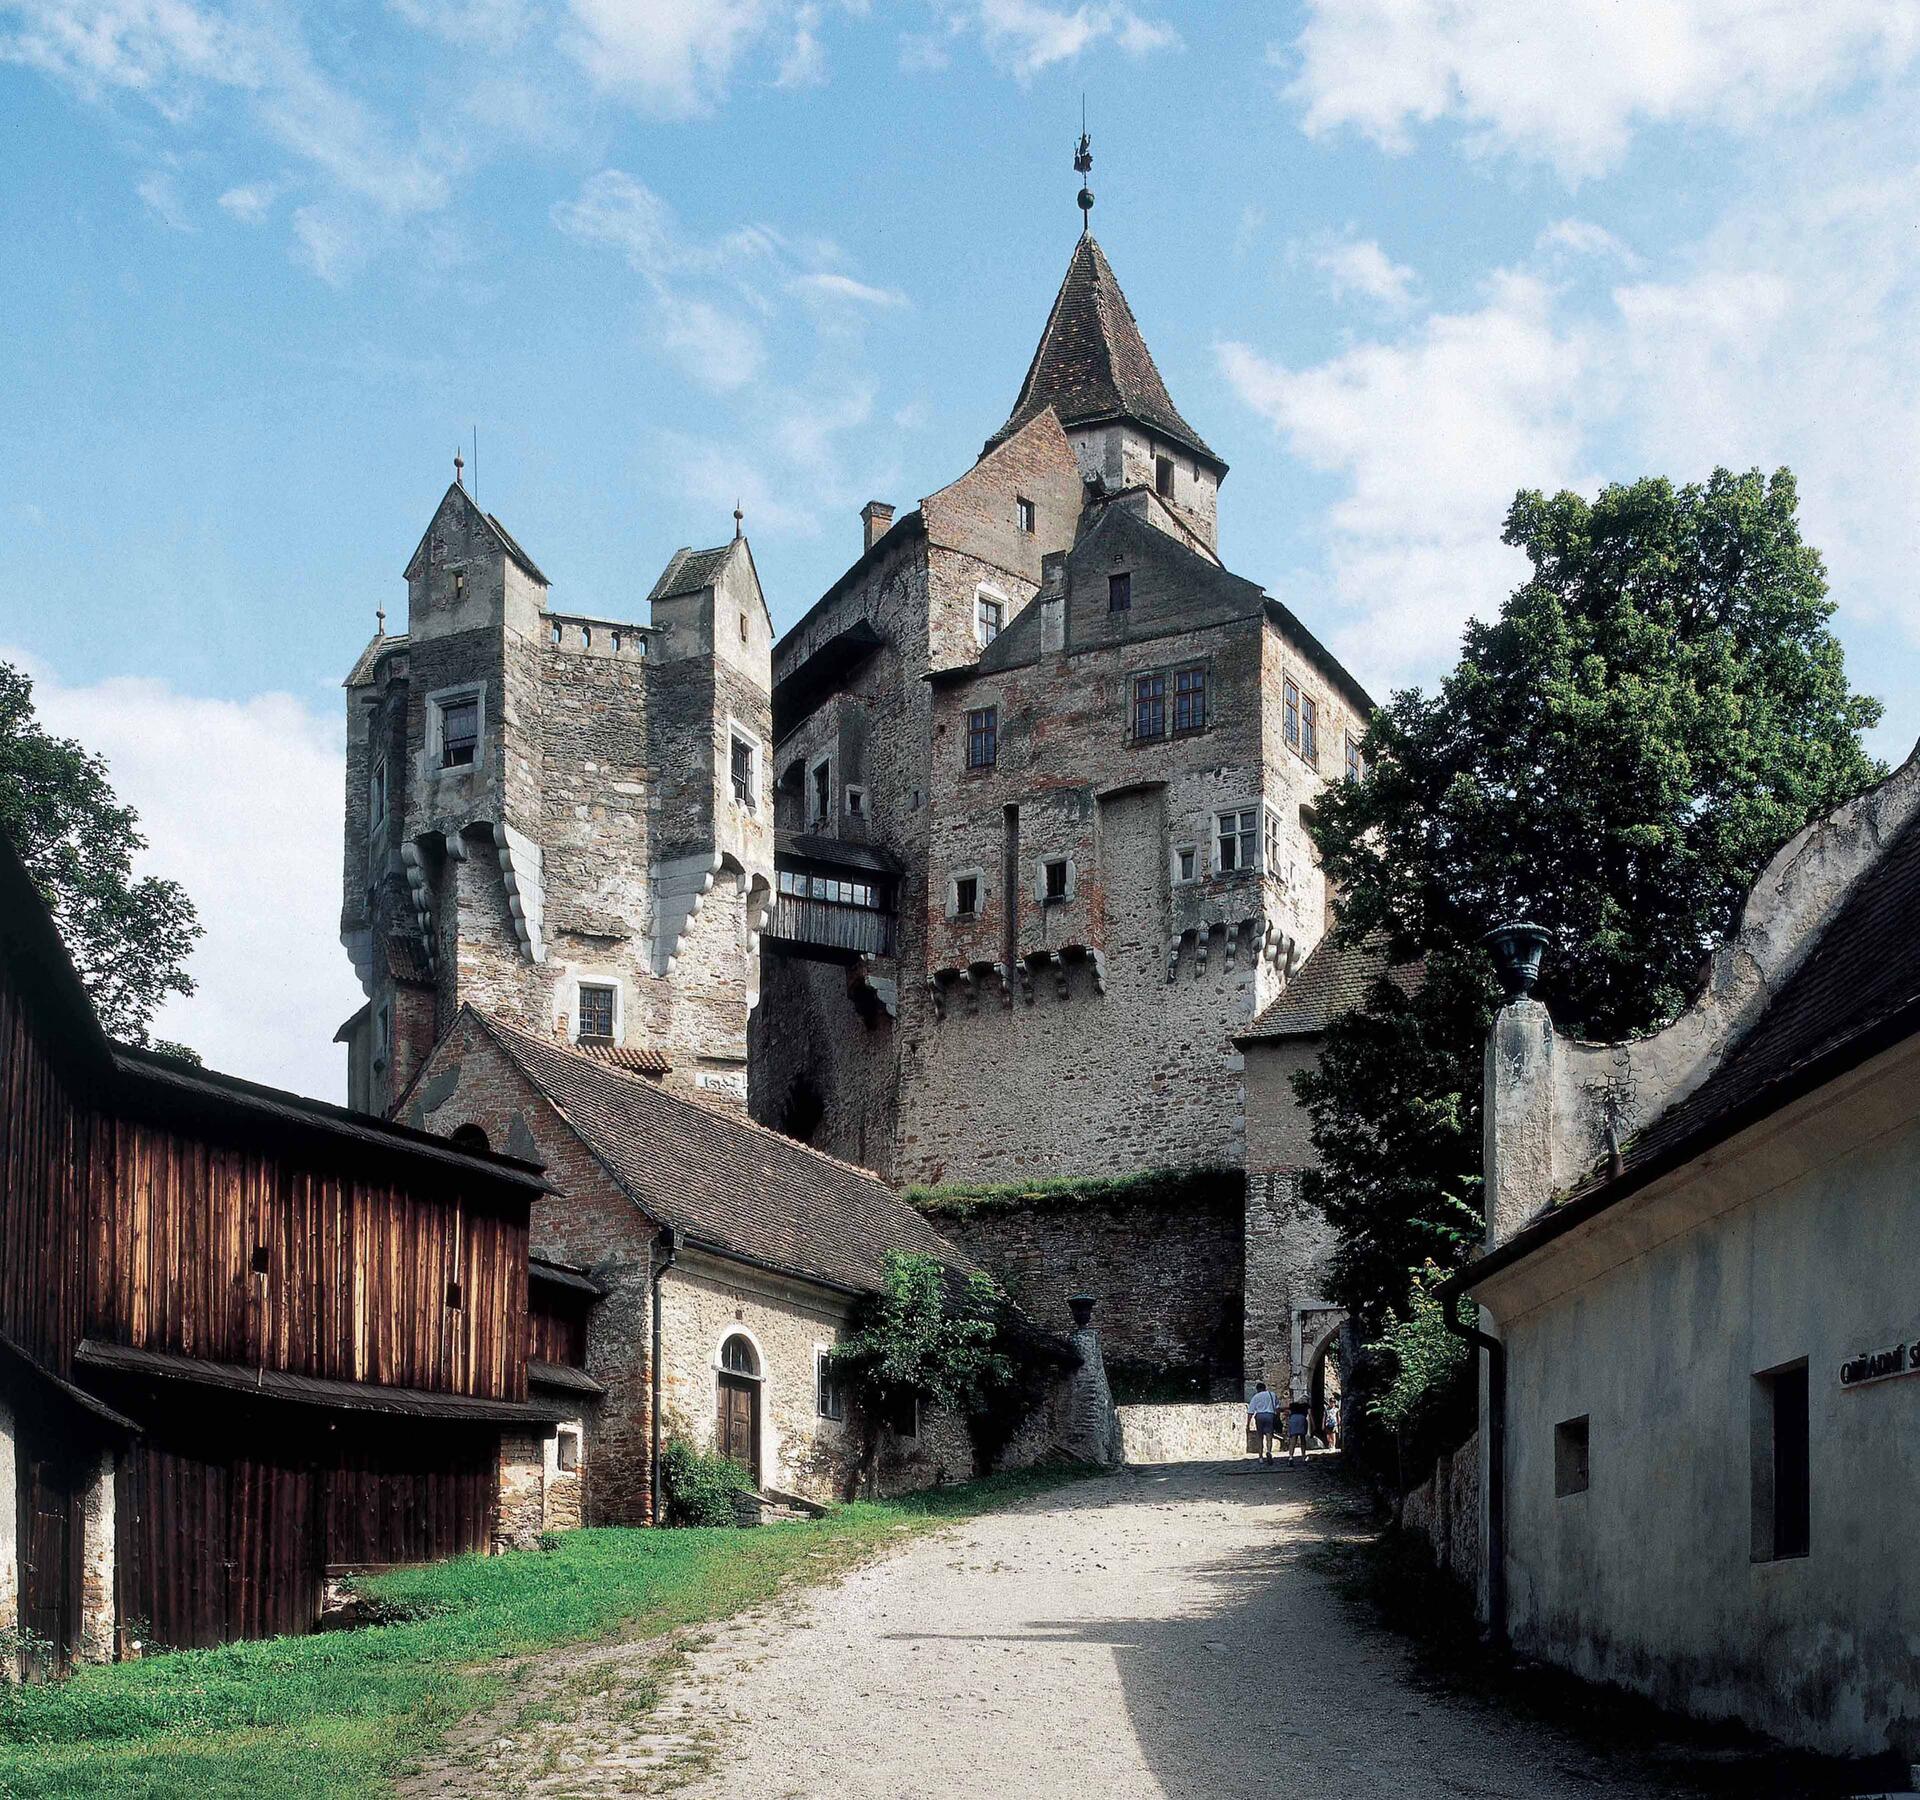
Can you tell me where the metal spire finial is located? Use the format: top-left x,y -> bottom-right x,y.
733,498 -> 744,540
375,604 -> 386,637
1074,98 -> 1094,232
453,447 -> 465,489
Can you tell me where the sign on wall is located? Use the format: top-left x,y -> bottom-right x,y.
1838,1337 -> 1920,1389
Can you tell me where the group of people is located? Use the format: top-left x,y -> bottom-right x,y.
1246,1384 -> 1339,1464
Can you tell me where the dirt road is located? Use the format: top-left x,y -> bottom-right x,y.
411,1459 -> 1703,1798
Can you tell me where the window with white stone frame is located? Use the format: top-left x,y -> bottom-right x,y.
949,868 -> 985,920
573,980 -> 618,1044
555,1426 -> 582,1474
427,685 -> 484,772
976,589 -> 1005,647
815,1348 -> 846,1421
1263,807 -> 1284,877
1214,807 -> 1259,874
729,726 -> 759,810
1171,842 -> 1200,885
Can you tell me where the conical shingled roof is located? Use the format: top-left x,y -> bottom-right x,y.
984,233 -> 1220,469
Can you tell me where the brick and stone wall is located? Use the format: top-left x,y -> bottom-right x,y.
1400,1430 -> 1480,1584
914,1172 -> 1244,1397
1114,1402 -> 1250,1464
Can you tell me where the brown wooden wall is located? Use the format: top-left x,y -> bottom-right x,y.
0,971 -> 96,1376
528,1292 -> 589,1368
119,1416 -> 499,1649
89,1119 -> 530,1401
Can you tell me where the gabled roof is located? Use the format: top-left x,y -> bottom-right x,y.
468,1010 -> 974,1295
984,233 -> 1220,471
344,629 -> 408,689
649,542 -> 737,603
402,482 -> 548,586
1237,933 -> 1425,1044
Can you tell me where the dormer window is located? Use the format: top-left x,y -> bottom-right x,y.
1155,455 -> 1174,499
1109,572 -> 1131,612
1016,496 -> 1036,534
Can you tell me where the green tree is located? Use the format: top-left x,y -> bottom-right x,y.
831,1252 -> 1026,1493
0,662 -> 201,1044
1300,468 -> 1881,1353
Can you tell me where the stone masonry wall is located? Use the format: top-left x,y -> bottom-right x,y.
919,1180 -> 1243,1396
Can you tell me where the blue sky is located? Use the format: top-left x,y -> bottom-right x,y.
4,0 -> 1919,1096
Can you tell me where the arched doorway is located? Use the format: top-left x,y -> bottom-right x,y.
1298,1306 -> 1349,1448
716,1333 -> 761,1479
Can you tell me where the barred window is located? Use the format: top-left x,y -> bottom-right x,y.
966,706 -> 998,770
1133,672 -> 1166,740
1173,664 -> 1207,734
577,984 -> 615,1042
440,695 -> 478,768
1282,677 -> 1300,750
730,735 -> 756,808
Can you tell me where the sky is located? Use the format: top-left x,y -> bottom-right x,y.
4,0 -> 1920,1100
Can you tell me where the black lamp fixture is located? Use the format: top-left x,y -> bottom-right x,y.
1482,922 -> 1551,1001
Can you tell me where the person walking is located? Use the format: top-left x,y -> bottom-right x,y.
1286,1394 -> 1311,1461
1321,1397 -> 1340,1453
1248,1383 -> 1280,1463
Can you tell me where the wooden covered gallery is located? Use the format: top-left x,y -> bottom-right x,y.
0,834 -> 579,1670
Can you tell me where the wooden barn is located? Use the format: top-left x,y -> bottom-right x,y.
0,833 -> 578,1671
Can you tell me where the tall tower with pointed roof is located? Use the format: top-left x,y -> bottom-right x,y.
338,471 -> 775,1119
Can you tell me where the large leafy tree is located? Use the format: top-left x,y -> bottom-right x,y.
1299,468 -> 1881,1340
0,662 -> 201,1044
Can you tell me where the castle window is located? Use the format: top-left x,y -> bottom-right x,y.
1172,843 -> 1199,885
450,1123 -> 490,1153
1215,808 -> 1258,874
816,1349 -> 846,1421
556,1427 -> 581,1473
1042,858 -> 1069,903
811,757 -> 832,826
610,630 -> 622,653
966,706 -> 998,770
369,757 -> 389,828
1282,677 -> 1300,750
1173,664 -> 1207,735
1155,454 -> 1174,499
740,614 -> 750,643
1108,571 -> 1131,612
438,694 -> 479,768
453,570 -> 466,602
1554,1417 -> 1591,1498
1754,1361 -> 1810,1561
581,624 -> 592,649
1301,696 -> 1319,766
846,785 -> 865,818
1132,672 -> 1166,740
1016,496 -> 1036,534
551,621 -> 562,647
576,983 -> 616,1043
976,593 -> 1004,647
731,735 -> 757,808
1263,807 -> 1284,876
1345,734 -> 1363,783
954,874 -> 979,918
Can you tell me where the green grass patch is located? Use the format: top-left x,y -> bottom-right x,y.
907,1164 -> 1241,1218
0,1464 -> 1091,1800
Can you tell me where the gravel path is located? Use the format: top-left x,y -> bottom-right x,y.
410,1459 -> 1691,1798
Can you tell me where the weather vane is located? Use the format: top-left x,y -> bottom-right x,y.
1075,98 -> 1094,232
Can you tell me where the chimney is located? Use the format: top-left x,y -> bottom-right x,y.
1039,550 -> 1068,653
1481,923 -> 1557,1248
860,501 -> 895,553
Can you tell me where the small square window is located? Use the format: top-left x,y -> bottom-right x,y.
1282,677 -> 1300,750
1108,571 -> 1132,612
1174,844 -> 1198,884
976,594 -> 1003,646
731,736 -> 756,808
1155,454 -> 1174,499
1043,858 -> 1069,902
1173,664 -> 1207,734
250,1243 -> 270,1275
1133,672 -> 1166,740
847,786 -> 865,818
577,984 -> 616,1042
955,875 -> 979,917
439,695 -> 479,768
817,1352 -> 846,1422
966,706 -> 998,770
1016,496 -> 1035,534
445,1280 -> 463,1310
1554,1416 -> 1590,1497
556,1428 -> 581,1473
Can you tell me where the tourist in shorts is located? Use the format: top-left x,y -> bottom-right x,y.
1248,1383 -> 1280,1463
1286,1395 -> 1311,1460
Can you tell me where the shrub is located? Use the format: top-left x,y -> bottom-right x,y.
659,1437 -> 752,1527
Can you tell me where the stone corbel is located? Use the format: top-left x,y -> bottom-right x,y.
340,926 -> 375,998
1192,923 -> 1211,978
1018,955 -> 1038,1005
927,971 -> 948,1020
399,839 -> 437,971
495,822 -> 546,965
651,850 -> 720,975
1164,932 -> 1187,984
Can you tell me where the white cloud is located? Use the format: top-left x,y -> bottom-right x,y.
1307,235 -> 1417,308
561,0 -> 774,117
659,297 -> 767,390
1536,217 -> 1636,264
1284,0 -> 1920,179
216,178 -> 276,221
932,0 -> 1178,80
6,649 -> 358,1101
136,167 -> 193,230
776,1 -> 826,86
790,270 -> 907,309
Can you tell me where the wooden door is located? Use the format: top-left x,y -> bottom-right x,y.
17,1436 -> 84,1678
716,1375 -> 758,1478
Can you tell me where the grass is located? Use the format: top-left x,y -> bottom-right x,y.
0,1463 -> 1091,1800
906,1164 -> 1241,1218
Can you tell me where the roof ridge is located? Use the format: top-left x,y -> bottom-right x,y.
474,1009 -> 897,1191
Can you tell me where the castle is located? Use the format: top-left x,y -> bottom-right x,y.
337,169 -> 1372,1412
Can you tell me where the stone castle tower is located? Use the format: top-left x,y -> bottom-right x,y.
337,470 -> 774,1115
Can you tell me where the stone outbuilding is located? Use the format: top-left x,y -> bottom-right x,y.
1454,745 -> 1920,1762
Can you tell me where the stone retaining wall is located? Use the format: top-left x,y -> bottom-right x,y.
1400,1431 -> 1479,1581
1115,1401 -> 1251,1464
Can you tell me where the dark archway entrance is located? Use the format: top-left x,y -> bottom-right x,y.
716,1334 -> 761,1479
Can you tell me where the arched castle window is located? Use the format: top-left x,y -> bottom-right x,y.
720,1334 -> 758,1377
450,1124 -> 490,1153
